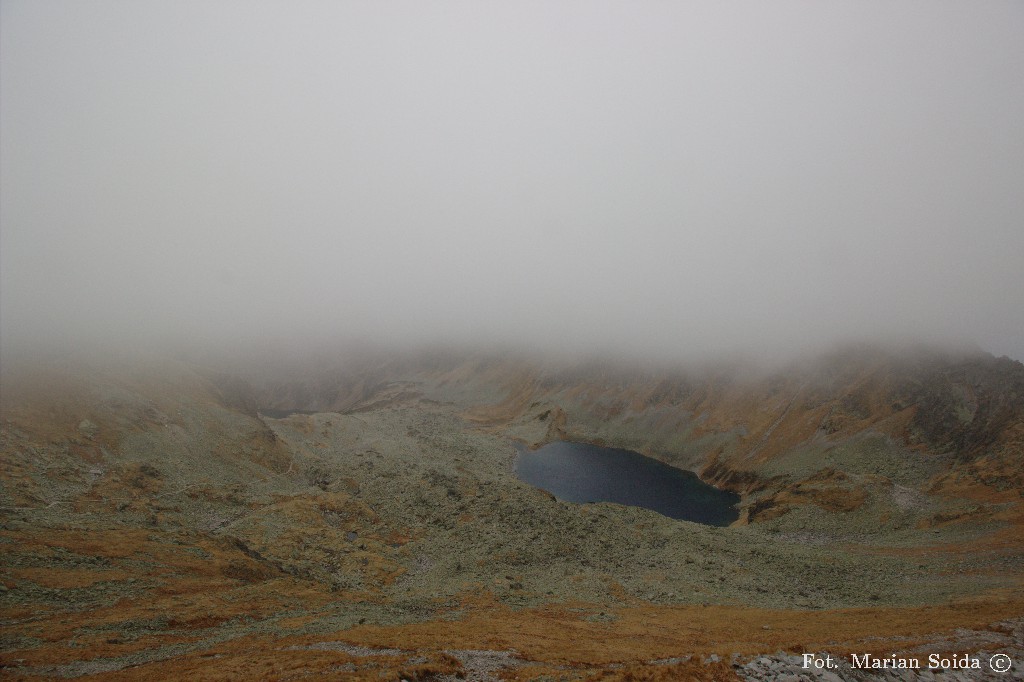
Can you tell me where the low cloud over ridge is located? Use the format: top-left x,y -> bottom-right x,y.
2,1 -> 1022,364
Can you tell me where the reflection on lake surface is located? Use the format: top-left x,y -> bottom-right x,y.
516,441 -> 739,526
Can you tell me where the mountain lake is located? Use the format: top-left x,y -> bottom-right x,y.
516,441 -> 740,526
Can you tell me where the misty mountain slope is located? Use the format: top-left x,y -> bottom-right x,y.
2,351 -> 1023,679
235,344 -> 1024,564
330,347 -> 1022,529
221,346 -> 1024,544
0,360 -> 291,516
0,359 -> 933,608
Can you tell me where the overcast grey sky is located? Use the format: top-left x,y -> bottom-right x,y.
2,1 -> 1022,363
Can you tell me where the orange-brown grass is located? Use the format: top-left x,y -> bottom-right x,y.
3,644 -> 461,682
584,659 -> 742,682
327,596 -> 1024,665
6,567 -> 132,589
7,593 -> 1019,681
0,525 -> 335,669
4,520 -> 1021,677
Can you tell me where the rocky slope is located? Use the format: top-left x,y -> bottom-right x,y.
342,346 -> 1024,530
1,346 -> 1021,680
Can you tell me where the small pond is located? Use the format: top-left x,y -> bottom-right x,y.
516,441 -> 739,526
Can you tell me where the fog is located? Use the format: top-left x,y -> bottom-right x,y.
2,1 -> 1023,366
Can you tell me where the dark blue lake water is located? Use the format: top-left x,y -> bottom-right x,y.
516,441 -> 739,526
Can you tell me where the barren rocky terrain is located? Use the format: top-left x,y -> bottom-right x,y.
1,347 -> 1022,680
